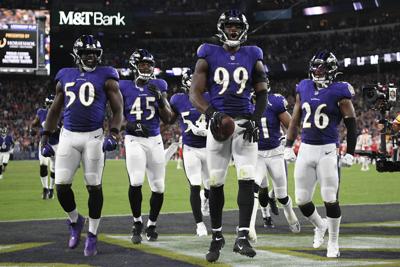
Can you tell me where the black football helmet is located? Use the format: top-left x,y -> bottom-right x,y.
0,127 -> 7,137
72,35 -> 103,72
181,69 -> 193,93
129,49 -> 155,81
44,94 -> 55,109
217,10 -> 249,48
309,50 -> 339,88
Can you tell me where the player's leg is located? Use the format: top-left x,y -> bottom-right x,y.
317,146 -> 341,258
295,143 -> 327,248
200,148 -> 210,217
267,152 -> 300,233
48,144 -> 57,199
125,135 -> 146,244
55,129 -> 84,250
183,145 -> 207,236
2,152 -> 10,173
205,129 -> 231,262
232,122 -> 258,258
145,135 -> 166,241
0,153 -> 3,179
38,144 -> 50,199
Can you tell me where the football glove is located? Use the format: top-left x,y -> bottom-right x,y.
41,142 -> 55,157
189,123 -> 207,137
102,135 -> 118,152
283,147 -> 296,162
126,121 -> 149,138
147,84 -> 162,102
238,120 -> 259,143
209,111 -> 225,140
340,153 -> 354,167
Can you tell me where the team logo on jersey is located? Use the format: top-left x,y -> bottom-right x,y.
230,55 -> 235,61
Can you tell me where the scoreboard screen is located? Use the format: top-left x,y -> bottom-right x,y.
0,9 -> 50,75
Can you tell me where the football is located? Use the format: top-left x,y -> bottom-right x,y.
215,115 -> 235,141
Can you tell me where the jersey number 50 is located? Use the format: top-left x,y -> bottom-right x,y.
214,67 -> 248,95
65,82 -> 95,108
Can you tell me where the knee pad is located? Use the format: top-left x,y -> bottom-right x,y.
274,186 -> 287,199
150,179 -> 165,193
324,201 -> 341,218
188,174 -> 202,186
237,165 -> 255,180
129,171 -> 145,186
86,184 -> 102,192
298,202 -> 316,217
295,189 -> 312,206
40,165 -> 48,177
209,169 -> 226,187
321,186 -> 338,203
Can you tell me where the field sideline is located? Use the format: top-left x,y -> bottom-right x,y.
0,160 -> 399,221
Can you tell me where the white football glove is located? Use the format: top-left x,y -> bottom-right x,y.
189,124 -> 207,137
340,153 -> 354,167
284,147 -> 297,162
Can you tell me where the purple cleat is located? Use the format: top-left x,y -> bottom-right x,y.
67,214 -> 85,249
84,232 -> 98,256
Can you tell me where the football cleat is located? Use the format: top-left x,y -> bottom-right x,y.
206,231 -> 225,263
84,232 -> 98,256
67,214 -> 85,249
196,222 -> 208,237
233,230 -> 256,258
313,218 -> 328,248
327,241 -> 340,258
145,225 -> 158,241
47,189 -> 54,199
131,221 -> 143,244
42,188 -> 49,200
263,216 -> 275,229
0,174 -> 3,179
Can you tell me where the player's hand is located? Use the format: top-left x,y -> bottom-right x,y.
189,124 -> 207,137
147,84 -> 162,102
41,142 -> 55,157
284,147 -> 296,162
209,111 -> 225,139
102,134 -> 118,152
238,120 -> 259,143
126,121 -> 149,138
340,153 -> 354,167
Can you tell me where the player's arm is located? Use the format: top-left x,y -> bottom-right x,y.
43,82 -> 64,134
158,92 -> 174,124
105,79 -> 123,138
169,105 -> 179,124
286,94 -> 301,145
279,111 -> 292,130
340,98 -> 357,155
189,59 -> 210,115
252,60 -> 269,121
29,115 -> 40,136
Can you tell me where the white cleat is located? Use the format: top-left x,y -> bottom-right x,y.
313,218 -> 328,248
200,190 -> 209,216
196,222 -> 208,237
288,221 -> 301,233
0,174 -> 3,179
327,242 -> 340,258
248,227 -> 257,243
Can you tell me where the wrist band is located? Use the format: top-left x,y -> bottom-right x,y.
286,139 -> 294,147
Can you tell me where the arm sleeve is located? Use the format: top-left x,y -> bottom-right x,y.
344,117 -> 357,155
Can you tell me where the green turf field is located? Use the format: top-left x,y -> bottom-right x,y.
0,160 -> 399,221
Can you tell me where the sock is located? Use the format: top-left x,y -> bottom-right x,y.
258,187 -> 269,207
49,172 -> 55,189
261,205 -> 271,218
147,219 -> 156,227
249,192 -> 259,231
327,216 -> 341,244
88,218 -> 101,235
87,186 -> 103,219
307,209 -> 325,229
204,188 -> 209,199
209,185 -> 224,229
128,185 -> 142,218
237,180 -> 254,228
40,176 -> 48,188
190,185 -> 202,223
133,216 -> 142,223
149,192 -> 164,222
67,209 -> 79,223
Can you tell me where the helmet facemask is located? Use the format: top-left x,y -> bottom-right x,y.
309,52 -> 338,88
217,11 -> 249,48
72,35 -> 103,72
181,69 -> 193,93
129,49 -> 155,82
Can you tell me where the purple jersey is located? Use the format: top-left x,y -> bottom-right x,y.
197,43 -> 263,118
36,108 -> 60,145
297,79 -> 354,145
55,66 -> 119,132
170,92 -> 209,148
0,135 -> 14,152
258,94 -> 287,150
120,79 -> 168,137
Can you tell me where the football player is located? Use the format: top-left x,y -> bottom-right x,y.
41,35 -> 123,256
189,10 -> 269,262
0,126 -> 14,179
170,69 -> 210,237
30,95 -> 59,199
120,49 -> 173,245
284,50 -> 357,258
356,128 -> 372,171
249,92 -> 300,242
